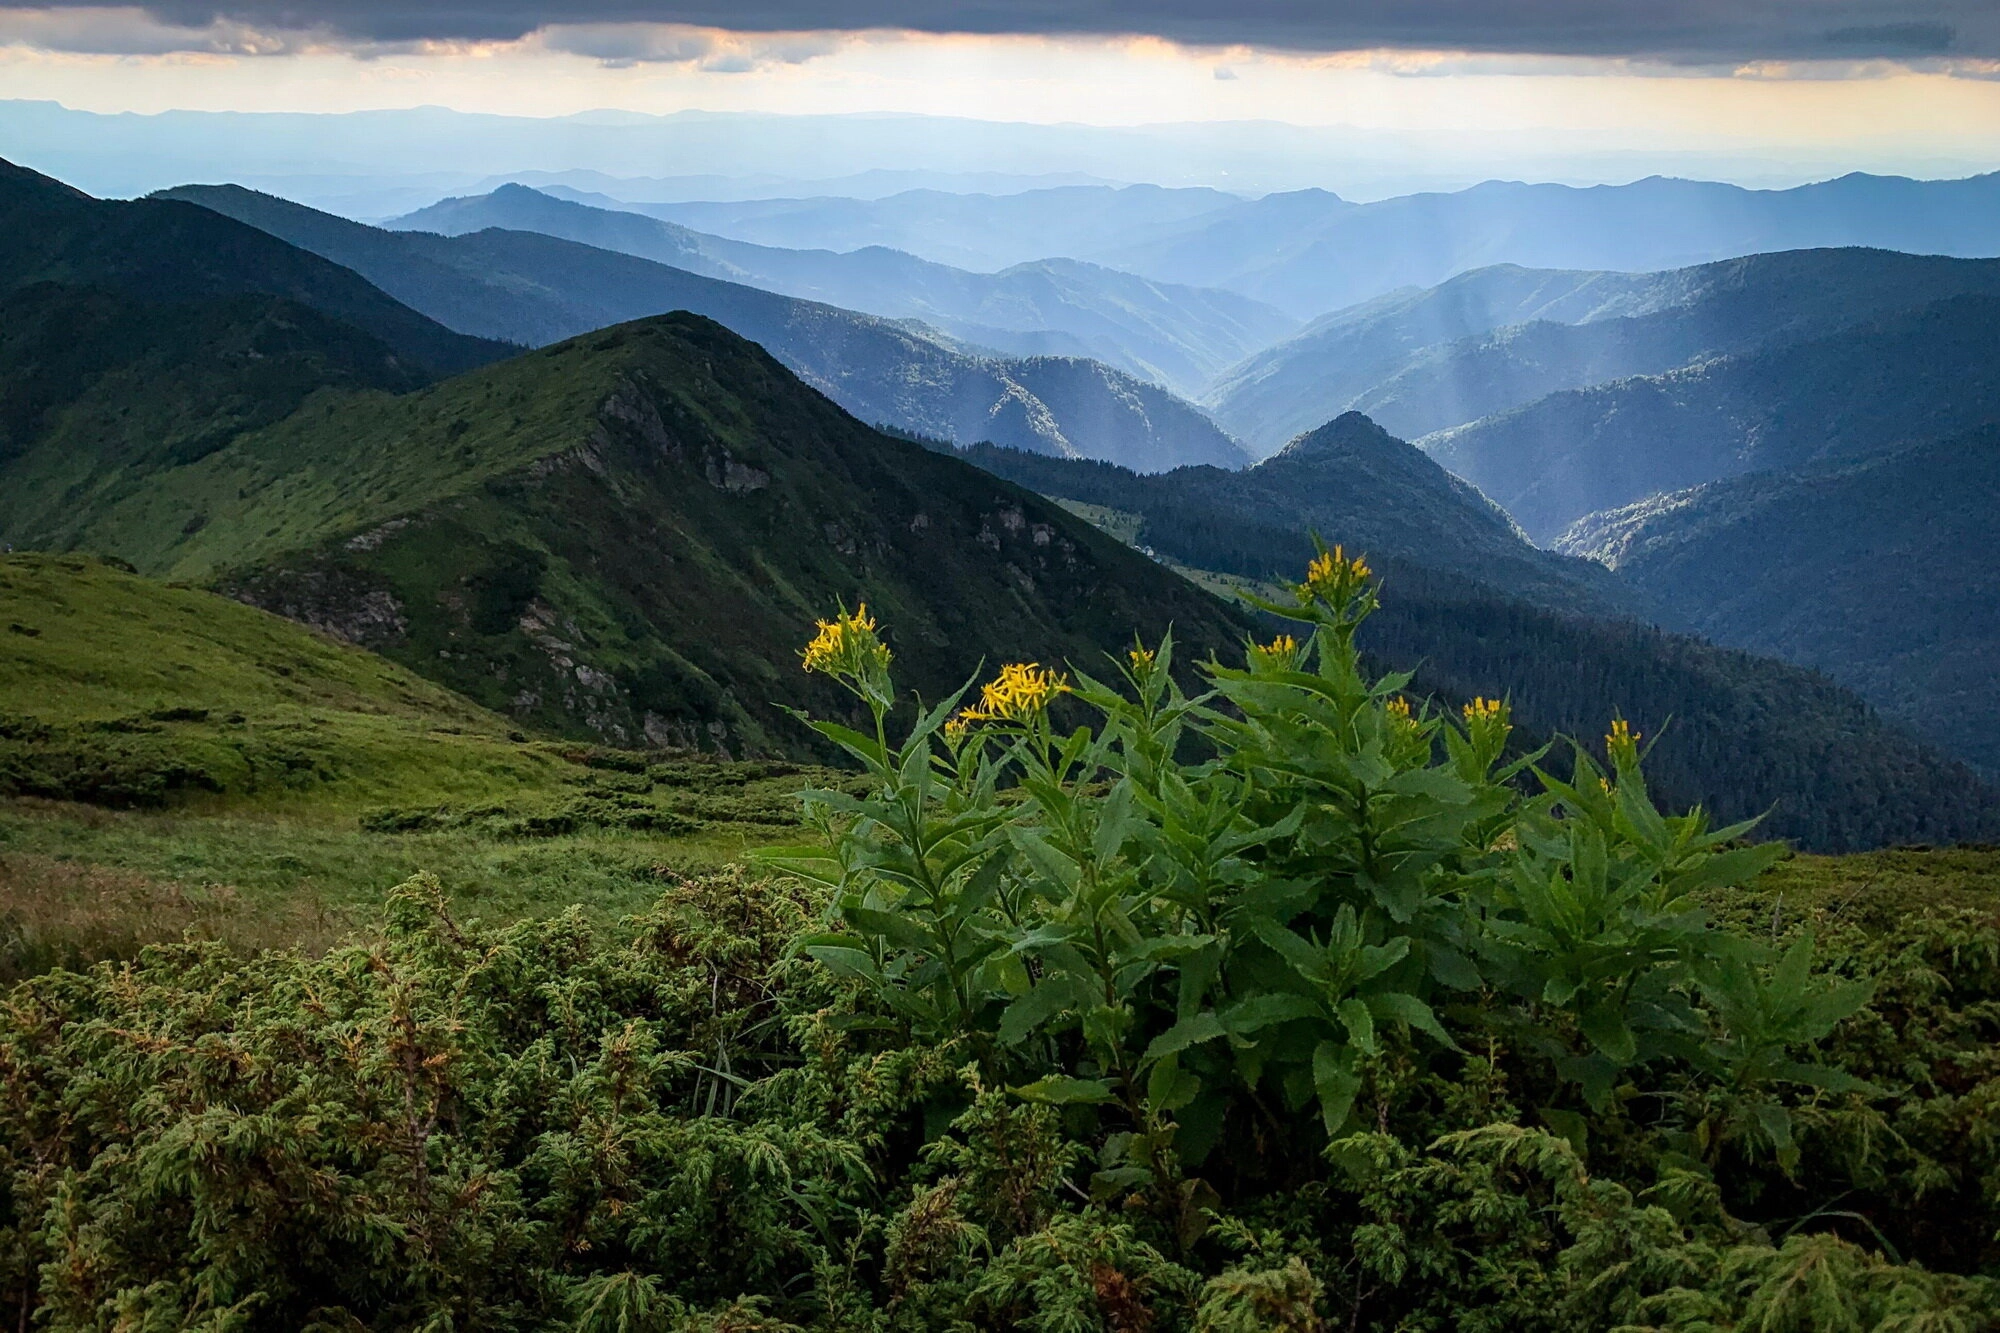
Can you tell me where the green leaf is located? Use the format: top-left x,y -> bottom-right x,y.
844,906 -> 937,955
1427,944 -> 1483,991
1146,1056 -> 1201,1113
1011,831 -> 1081,892
1243,914 -> 1327,983
1092,778 -> 1139,864
802,944 -> 882,985
1365,991 -> 1459,1050
1580,1003 -> 1637,1065
1012,1076 -> 1115,1105
1143,1012 -> 1227,1064
1312,1041 -> 1363,1135
998,978 -> 1090,1045
1218,993 -> 1320,1035
1337,998 -> 1377,1054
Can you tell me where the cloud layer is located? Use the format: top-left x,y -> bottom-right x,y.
7,0 -> 2000,63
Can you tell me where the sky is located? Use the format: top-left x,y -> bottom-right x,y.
1,2 -> 1998,193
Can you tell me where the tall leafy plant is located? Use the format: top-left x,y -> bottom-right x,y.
763,550 -> 1864,1181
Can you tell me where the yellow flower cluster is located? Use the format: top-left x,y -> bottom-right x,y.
1248,633 -> 1300,671
801,603 -> 891,679
1298,544 -> 1373,606
1128,646 -> 1157,672
1605,717 -> 1641,766
1463,696 -> 1504,724
1385,695 -> 1419,733
951,661 -> 1070,733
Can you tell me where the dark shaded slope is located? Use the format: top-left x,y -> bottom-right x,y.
158,184 -> 1249,472
966,412 -> 1632,617
0,158 -> 508,377
0,283 -> 431,542
1560,427 -> 2000,774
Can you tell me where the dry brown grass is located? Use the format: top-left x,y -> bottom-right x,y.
0,850 -> 356,980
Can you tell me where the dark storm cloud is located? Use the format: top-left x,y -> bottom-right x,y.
17,0 -> 2000,62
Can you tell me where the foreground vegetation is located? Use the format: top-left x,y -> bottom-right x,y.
0,553 -> 1994,1329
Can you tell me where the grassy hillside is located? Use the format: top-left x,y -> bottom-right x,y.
1426,293 -> 2000,542
0,552 -> 558,811
0,157 -> 508,377
1559,426 -> 2000,773
0,553 -> 862,967
3,311 -> 1250,752
159,184 -> 1249,471
0,283 -> 441,548
959,431 -> 2000,851
1206,250 -> 2000,454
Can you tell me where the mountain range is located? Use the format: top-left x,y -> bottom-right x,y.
600,171 -> 2000,321
1211,246 -> 2000,781
1427,290 -> 2000,542
157,183 -> 1249,472
386,183 -> 1294,398
1203,249 -> 2000,456
3,151 -> 1996,849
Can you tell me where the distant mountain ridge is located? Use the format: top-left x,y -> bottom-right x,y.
1425,292 -> 2000,542
0,158 -> 509,379
1205,250 -> 2000,455
387,183 -> 1295,397
587,182 -> 1248,272
1094,172 -> 2000,318
157,184 -> 1250,472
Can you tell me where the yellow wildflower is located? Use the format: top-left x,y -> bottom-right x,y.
974,661 -> 1069,722
801,603 -> 891,681
1128,646 -> 1157,672
1386,696 -> 1412,719
1248,633 -> 1300,671
1296,544 -> 1374,608
1463,696 -> 1504,724
1605,717 -> 1640,768
947,662 -> 1069,732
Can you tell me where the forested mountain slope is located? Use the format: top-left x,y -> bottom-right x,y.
963,413 -> 1631,618
958,426 -> 2000,850
1559,426 -> 2000,773
160,184 -> 1249,471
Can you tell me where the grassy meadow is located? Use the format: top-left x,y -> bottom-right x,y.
0,552 -> 857,975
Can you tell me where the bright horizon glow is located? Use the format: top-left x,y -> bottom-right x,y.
2,17 -> 1998,192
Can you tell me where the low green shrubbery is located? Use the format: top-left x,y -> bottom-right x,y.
0,553 -> 1995,1329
